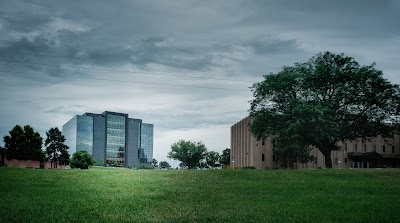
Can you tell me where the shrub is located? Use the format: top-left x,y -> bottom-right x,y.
242,166 -> 256,170
140,163 -> 155,169
70,151 -> 96,169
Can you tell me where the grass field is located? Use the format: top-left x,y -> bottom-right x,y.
1,167 -> 400,223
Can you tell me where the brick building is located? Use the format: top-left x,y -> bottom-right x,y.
231,116 -> 400,169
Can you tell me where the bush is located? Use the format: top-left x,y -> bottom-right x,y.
140,163 -> 155,169
70,151 -> 96,169
242,166 -> 256,170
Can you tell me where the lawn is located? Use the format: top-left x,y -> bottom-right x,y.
0,167 -> 399,223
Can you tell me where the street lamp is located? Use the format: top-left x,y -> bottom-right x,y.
232,160 -> 235,170
338,160 -> 341,169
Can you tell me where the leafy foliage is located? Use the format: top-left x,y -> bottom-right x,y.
159,161 -> 171,169
167,140 -> 207,169
220,148 -> 230,165
3,125 -> 43,161
250,52 -> 400,168
45,127 -> 69,167
151,158 -> 158,167
70,150 -> 96,169
272,137 -> 314,169
242,166 -> 256,170
205,151 -> 220,168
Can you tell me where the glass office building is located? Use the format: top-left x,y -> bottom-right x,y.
62,111 -> 153,168
140,123 -> 154,163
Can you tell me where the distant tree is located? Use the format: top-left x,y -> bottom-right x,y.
220,148 -> 230,166
45,127 -> 69,168
151,158 -> 158,167
70,150 -> 96,169
159,161 -> 171,169
205,151 -> 220,168
167,140 -> 207,169
3,125 -> 43,161
199,161 -> 208,169
250,52 -> 400,168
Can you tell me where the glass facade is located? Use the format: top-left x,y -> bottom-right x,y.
106,114 -> 126,166
76,116 -> 94,154
62,116 -> 77,155
140,123 -> 154,163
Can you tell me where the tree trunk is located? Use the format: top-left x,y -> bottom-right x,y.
324,152 -> 332,169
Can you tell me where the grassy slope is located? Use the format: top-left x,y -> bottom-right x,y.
0,167 -> 399,223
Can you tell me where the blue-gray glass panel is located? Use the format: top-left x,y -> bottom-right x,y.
140,123 -> 153,163
76,116 -> 93,155
62,116 -> 77,156
106,114 -> 126,166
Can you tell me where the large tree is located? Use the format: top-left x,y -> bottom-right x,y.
272,136 -> 314,169
250,52 -> 400,168
3,125 -> 43,161
167,140 -> 207,169
45,127 -> 69,168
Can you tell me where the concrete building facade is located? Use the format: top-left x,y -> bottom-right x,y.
63,111 -> 153,168
231,116 -> 400,169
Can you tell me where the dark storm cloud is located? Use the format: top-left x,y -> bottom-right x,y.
244,37 -> 300,55
242,0 -> 400,37
0,0 -> 305,73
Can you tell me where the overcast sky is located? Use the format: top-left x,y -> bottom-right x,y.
0,0 -> 399,166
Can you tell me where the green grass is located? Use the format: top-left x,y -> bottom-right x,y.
1,167 -> 400,223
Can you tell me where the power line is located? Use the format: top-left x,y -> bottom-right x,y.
0,70 -> 250,92
0,59 -> 257,83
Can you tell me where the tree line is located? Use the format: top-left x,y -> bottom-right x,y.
167,139 -> 230,169
2,125 -> 94,169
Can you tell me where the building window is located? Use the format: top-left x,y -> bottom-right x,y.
354,143 -> 357,152
262,154 -> 265,161
345,158 -> 348,166
272,139 -> 276,147
335,158 -> 338,164
383,145 -> 386,153
262,138 -> 265,145
364,144 -> 366,152
344,143 -> 347,151
373,145 -> 376,152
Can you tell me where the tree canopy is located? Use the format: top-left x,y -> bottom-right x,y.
167,140 -> 207,169
45,127 -> 69,168
151,158 -> 158,167
220,148 -> 230,166
159,161 -> 171,169
70,150 -> 96,169
3,125 -> 43,161
205,151 -> 220,168
250,52 -> 400,168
